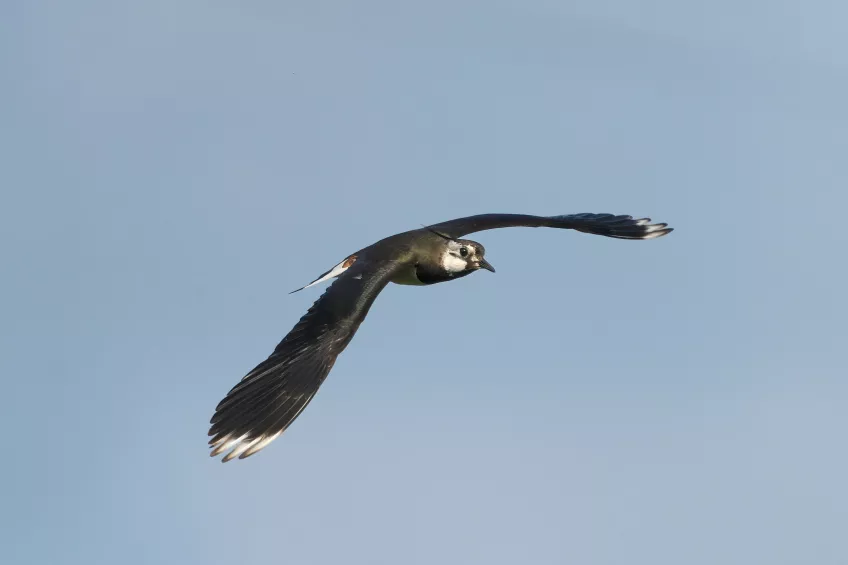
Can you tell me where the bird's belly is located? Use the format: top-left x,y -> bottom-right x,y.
390,264 -> 427,286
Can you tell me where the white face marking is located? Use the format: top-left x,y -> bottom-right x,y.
441,251 -> 467,273
441,240 -> 477,273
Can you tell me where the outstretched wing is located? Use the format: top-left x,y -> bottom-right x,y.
427,213 -> 673,240
208,255 -> 404,462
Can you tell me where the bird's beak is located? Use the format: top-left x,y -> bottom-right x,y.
477,258 -> 496,273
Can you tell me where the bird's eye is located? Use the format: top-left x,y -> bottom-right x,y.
459,246 -> 468,257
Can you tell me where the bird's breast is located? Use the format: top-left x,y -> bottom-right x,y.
390,263 -> 427,286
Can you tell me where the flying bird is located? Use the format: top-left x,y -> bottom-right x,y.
209,212 -> 673,461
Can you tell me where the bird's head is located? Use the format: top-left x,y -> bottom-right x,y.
422,225 -> 496,276
440,238 -> 496,275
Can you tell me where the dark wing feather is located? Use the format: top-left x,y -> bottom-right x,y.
208,256 -> 402,462
427,213 -> 673,240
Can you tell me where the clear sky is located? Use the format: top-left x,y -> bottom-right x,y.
3,1 -> 847,564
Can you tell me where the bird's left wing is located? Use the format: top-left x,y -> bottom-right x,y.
208,252 -> 407,462
427,213 -> 672,240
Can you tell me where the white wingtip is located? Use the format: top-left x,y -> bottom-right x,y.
210,430 -> 285,462
640,223 -> 671,238
209,433 -> 248,457
222,437 -> 258,462
241,431 -> 282,459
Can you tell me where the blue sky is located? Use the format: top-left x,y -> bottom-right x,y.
3,1 -> 847,564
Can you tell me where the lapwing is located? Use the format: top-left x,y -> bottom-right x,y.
209,212 -> 673,461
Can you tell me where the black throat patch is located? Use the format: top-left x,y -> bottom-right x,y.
415,263 -> 473,285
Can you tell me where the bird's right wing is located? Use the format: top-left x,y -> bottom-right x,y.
427,213 -> 672,240
208,253 -> 407,462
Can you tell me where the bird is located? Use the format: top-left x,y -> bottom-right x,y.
208,212 -> 673,462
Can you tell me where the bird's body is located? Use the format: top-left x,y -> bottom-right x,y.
209,212 -> 673,462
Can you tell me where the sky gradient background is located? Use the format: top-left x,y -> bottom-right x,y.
3,1 -> 847,564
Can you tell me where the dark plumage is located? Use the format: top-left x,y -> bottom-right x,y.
209,212 -> 673,461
